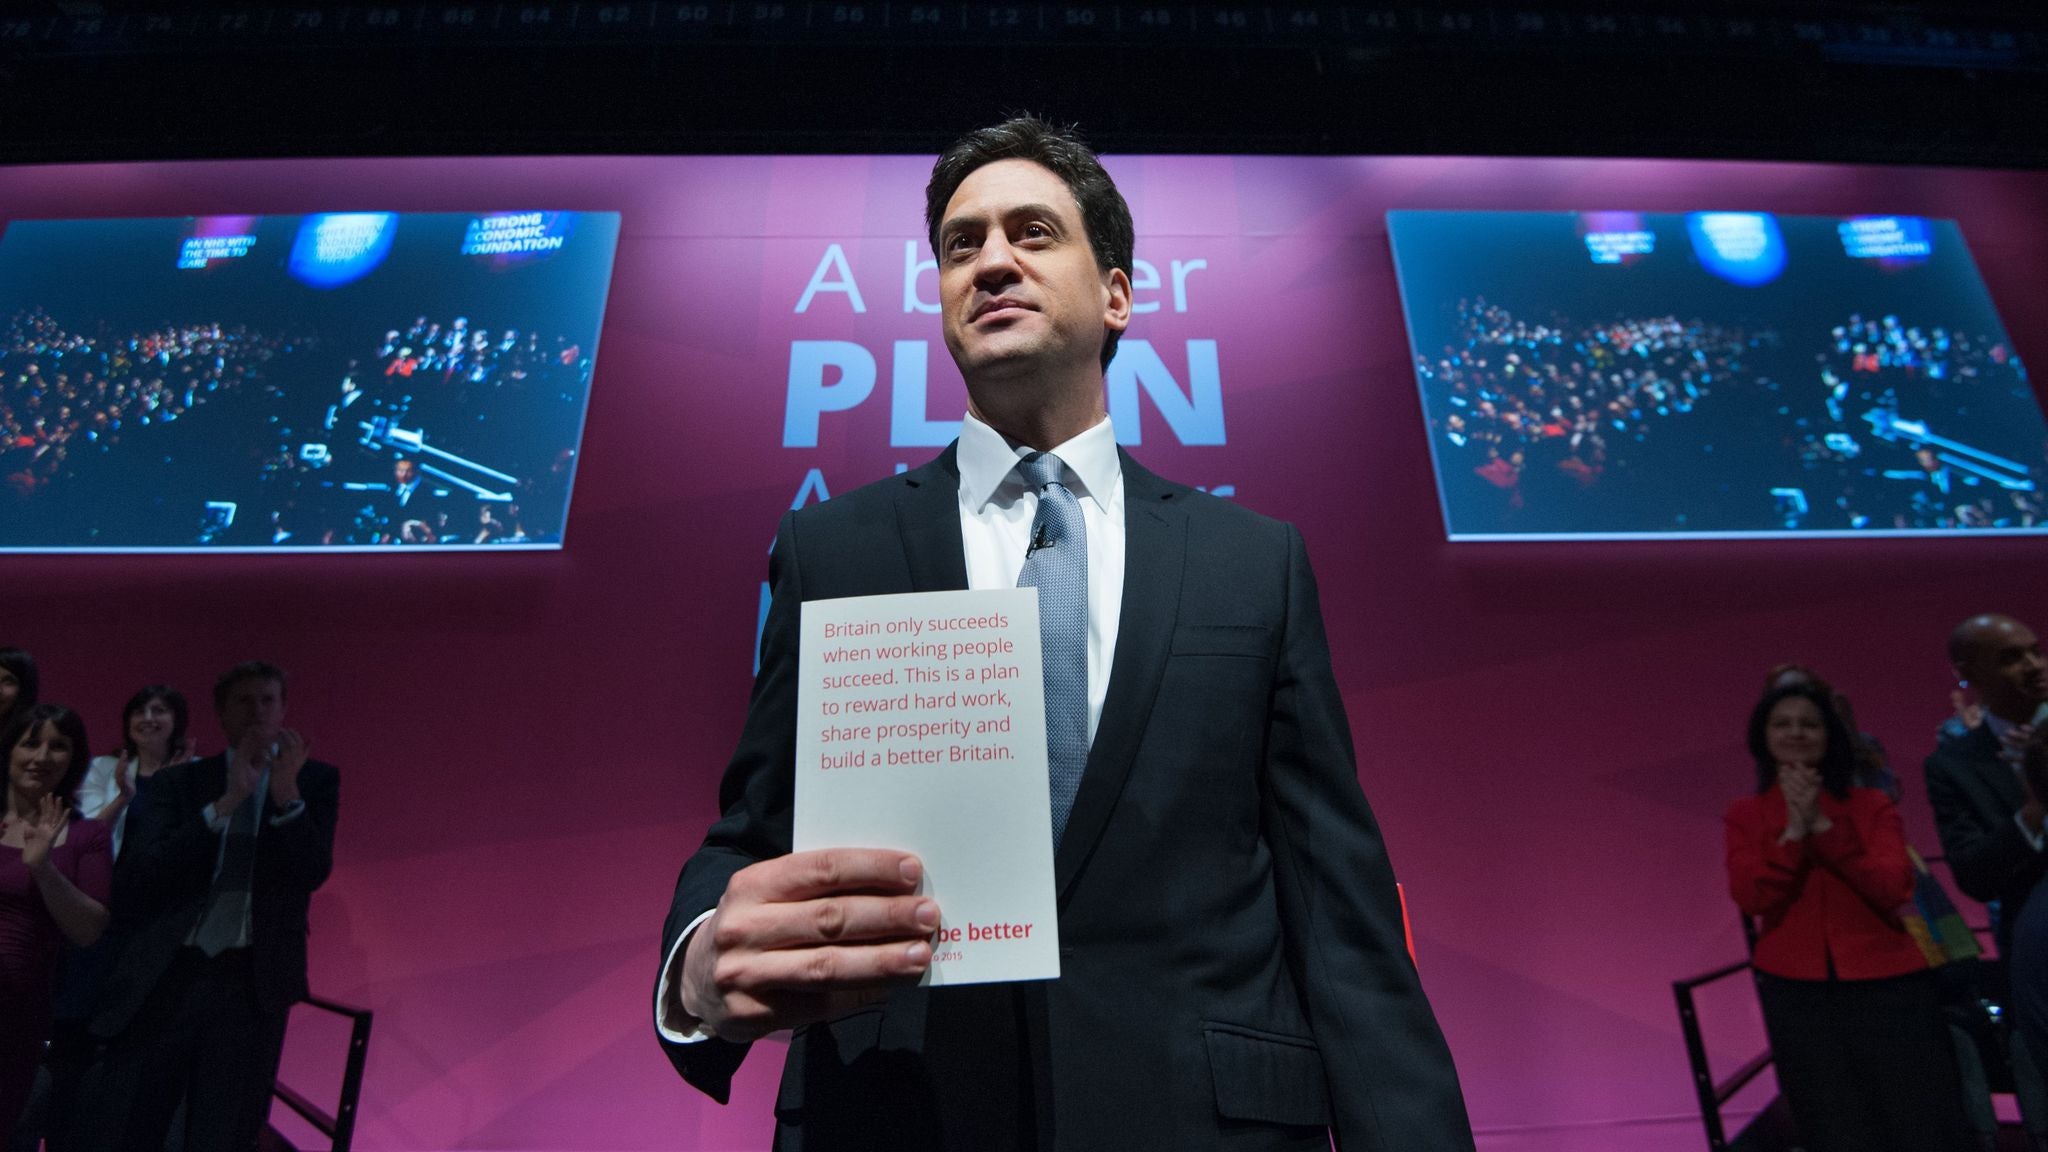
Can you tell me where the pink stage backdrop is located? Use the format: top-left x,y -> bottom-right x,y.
5,153 -> 2048,1149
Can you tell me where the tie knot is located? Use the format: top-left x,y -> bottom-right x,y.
1016,451 -> 1068,492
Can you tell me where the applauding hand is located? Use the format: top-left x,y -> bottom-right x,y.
270,729 -> 308,808
18,794 -> 65,874
221,727 -> 272,816
1952,688 -> 1985,733
1778,762 -> 1827,841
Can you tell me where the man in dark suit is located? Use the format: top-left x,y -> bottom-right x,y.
653,118 -> 1471,1150
379,455 -> 451,542
83,660 -> 338,1151
1929,613 -> 2048,1152
1928,613 -> 2048,953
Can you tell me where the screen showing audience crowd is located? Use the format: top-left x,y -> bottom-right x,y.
1390,210 -> 2043,540
0,211 -> 619,551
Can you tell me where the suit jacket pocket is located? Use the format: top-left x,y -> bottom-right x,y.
775,1007 -> 885,1116
1202,1021 -> 1332,1126
1172,623 -> 1274,660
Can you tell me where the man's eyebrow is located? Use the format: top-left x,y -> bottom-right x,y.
1002,202 -> 1069,227
1007,202 -> 1073,223
940,202 -> 1070,238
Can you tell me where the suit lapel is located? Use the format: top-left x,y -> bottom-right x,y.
189,753 -> 231,806
1055,450 -> 1187,900
892,444 -> 970,593
1962,723 -> 2025,812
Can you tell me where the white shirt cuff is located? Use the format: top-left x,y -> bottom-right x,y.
267,798 -> 307,826
655,909 -> 718,1044
202,802 -> 228,832
2018,810 -> 2047,852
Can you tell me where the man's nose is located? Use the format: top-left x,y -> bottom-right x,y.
972,234 -> 1022,285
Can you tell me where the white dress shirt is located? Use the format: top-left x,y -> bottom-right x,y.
655,413 -> 1128,1042
76,755 -> 136,858
954,410 -> 1124,745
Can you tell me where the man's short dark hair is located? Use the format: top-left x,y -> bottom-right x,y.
926,115 -> 1135,371
214,660 -> 288,713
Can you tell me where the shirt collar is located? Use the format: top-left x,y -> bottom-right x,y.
958,410 -> 1121,515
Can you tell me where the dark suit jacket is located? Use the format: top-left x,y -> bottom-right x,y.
657,445 -> 1473,1151
382,480 -> 451,536
92,753 -> 339,1035
1926,722 -> 2048,953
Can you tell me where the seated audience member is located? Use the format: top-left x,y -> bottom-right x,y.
1726,682 -> 1974,1152
78,660 -> 337,1151
75,686 -> 193,858
0,648 -> 37,732
0,704 -> 110,1134
472,502 -> 527,545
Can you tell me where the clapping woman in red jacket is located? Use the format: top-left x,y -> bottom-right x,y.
1726,682 -> 1974,1152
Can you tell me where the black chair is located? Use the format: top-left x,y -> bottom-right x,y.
261,995 -> 373,1152
1672,942 -> 1775,1151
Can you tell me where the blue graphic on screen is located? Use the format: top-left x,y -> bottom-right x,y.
288,213 -> 397,288
1839,216 -> 1934,266
1686,212 -> 1788,287
1580,212 -> 1655,265
0,210 -> 621,552
1387,210 -> 2043,539
461,211 -> 574,262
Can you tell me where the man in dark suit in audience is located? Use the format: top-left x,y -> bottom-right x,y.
652,117 -> 1471,1151
83,660 -> 338,1151
2008,729 -> 2048,1152
1931,614 -> 2048,1152
1929,613 -> 2048,954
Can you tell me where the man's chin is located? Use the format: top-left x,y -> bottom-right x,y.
958,345 -> 1046,382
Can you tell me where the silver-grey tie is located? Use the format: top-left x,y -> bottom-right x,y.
193,781 -> 261,956
1016,451 -> 1088,850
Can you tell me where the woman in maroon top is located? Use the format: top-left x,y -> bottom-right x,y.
1726,682 -> 1972,1152
0,703 -> 110,1133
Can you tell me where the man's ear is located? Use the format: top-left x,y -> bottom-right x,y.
1103,267 -> 1132,335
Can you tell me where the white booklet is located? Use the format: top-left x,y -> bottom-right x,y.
793,588 -> 1061,985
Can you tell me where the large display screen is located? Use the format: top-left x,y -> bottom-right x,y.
0,210 -> 619,551
1390,210 -> 2043,539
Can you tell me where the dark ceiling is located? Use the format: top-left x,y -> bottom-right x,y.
0,1 -> 2042,165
